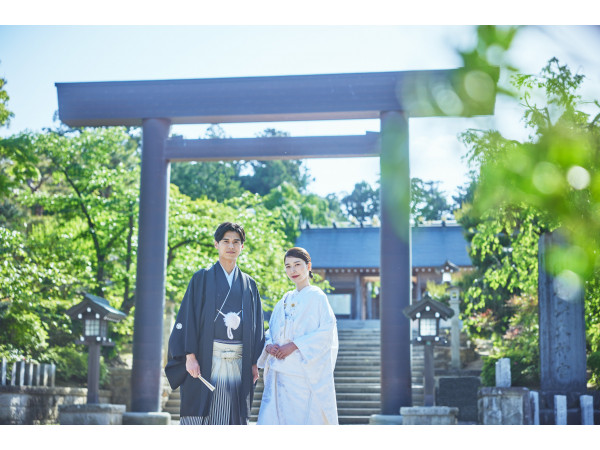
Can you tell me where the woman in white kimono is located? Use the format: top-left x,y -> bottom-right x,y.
257,247 -> 339,425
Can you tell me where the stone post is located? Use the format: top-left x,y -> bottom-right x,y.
41,364 -> 48,387
450,296 -> 460,370
24,363 -> 33,386
10,362 -> 16,386
530,391 -> 540,425
17,361 -> 25,386
32,364 -> 40,386
1,358 -> 6,386
554,395 -> 567,425
580,395 -> 594,425
495,358 -> 511,388
49,363 -> 55,387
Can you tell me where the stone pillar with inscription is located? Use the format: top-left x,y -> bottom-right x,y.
538,231 -> 587,424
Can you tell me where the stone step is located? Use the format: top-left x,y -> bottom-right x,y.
252,394 -> 381,405
337,407 -> 380,416
339,415 -> 371,425
333,376 -> 380,383
250,406 -> 380,417
333,392 -> 381,401
336,356 -> 381,360
254,384 -> 381,394
335,360 -> 381,365
247,415 -> 373,425
334,371 -> 380,377
335,363 -> 381,369
336,400 -> 381,408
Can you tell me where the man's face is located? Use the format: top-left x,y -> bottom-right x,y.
215,230 -> 244,263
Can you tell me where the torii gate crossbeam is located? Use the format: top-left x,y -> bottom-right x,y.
56,69 -> 496,420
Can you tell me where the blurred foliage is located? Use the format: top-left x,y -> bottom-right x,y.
424,280 -> 450,306
457,46 -> 600,385
472,58 -> 600,282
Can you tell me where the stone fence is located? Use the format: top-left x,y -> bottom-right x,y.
1,358 -> 56,388
0,364 -> 172,425
0,385 -> 111,424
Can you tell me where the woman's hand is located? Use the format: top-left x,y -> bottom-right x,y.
185,353 -> 201,378
274,342 -> 298,360
266,344 -> 280,355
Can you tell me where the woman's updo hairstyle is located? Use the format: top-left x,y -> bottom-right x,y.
284,247 -> 314,279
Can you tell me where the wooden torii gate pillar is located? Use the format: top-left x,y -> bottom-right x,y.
56,69 -> 496,421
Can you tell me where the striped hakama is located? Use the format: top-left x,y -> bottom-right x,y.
180,340 -> 245,425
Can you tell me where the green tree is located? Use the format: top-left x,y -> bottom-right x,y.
410,178 -> 451,223
29,128 -> 141,301
341,181 -> 379,226
169,126 -> 245,202
0,70 -> 40,199
0,68 -> 12,126
324,193 -> 346,224
170,160 -> 244,202
239,128 -> 313,196
452,171 -> 478,211
263,182 -> 330,242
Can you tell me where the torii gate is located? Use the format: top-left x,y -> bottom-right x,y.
56,69 -> 496,419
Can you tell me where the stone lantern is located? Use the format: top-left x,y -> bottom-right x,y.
403,292 -> 453,406
66,293 -> 126,403
440,259 -> 459,284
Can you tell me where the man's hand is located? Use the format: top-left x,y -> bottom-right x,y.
252,364 -> 259,384
186,353 -> 201,378
274,342 -> 298,360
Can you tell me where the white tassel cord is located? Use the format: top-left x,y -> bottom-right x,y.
218,310 -> 241,340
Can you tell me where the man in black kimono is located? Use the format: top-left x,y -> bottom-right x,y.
165,222 -> 265,424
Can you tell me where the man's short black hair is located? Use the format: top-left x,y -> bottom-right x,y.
214,222 -> 246,244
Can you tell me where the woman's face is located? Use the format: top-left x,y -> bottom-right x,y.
284,256 -> 311,286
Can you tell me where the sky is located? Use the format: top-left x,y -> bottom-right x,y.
1,21 -> 599,204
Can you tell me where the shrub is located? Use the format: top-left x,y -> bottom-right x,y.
46,345 -> 110,388
588,351 -> 600,387
481,347 -> 540,388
